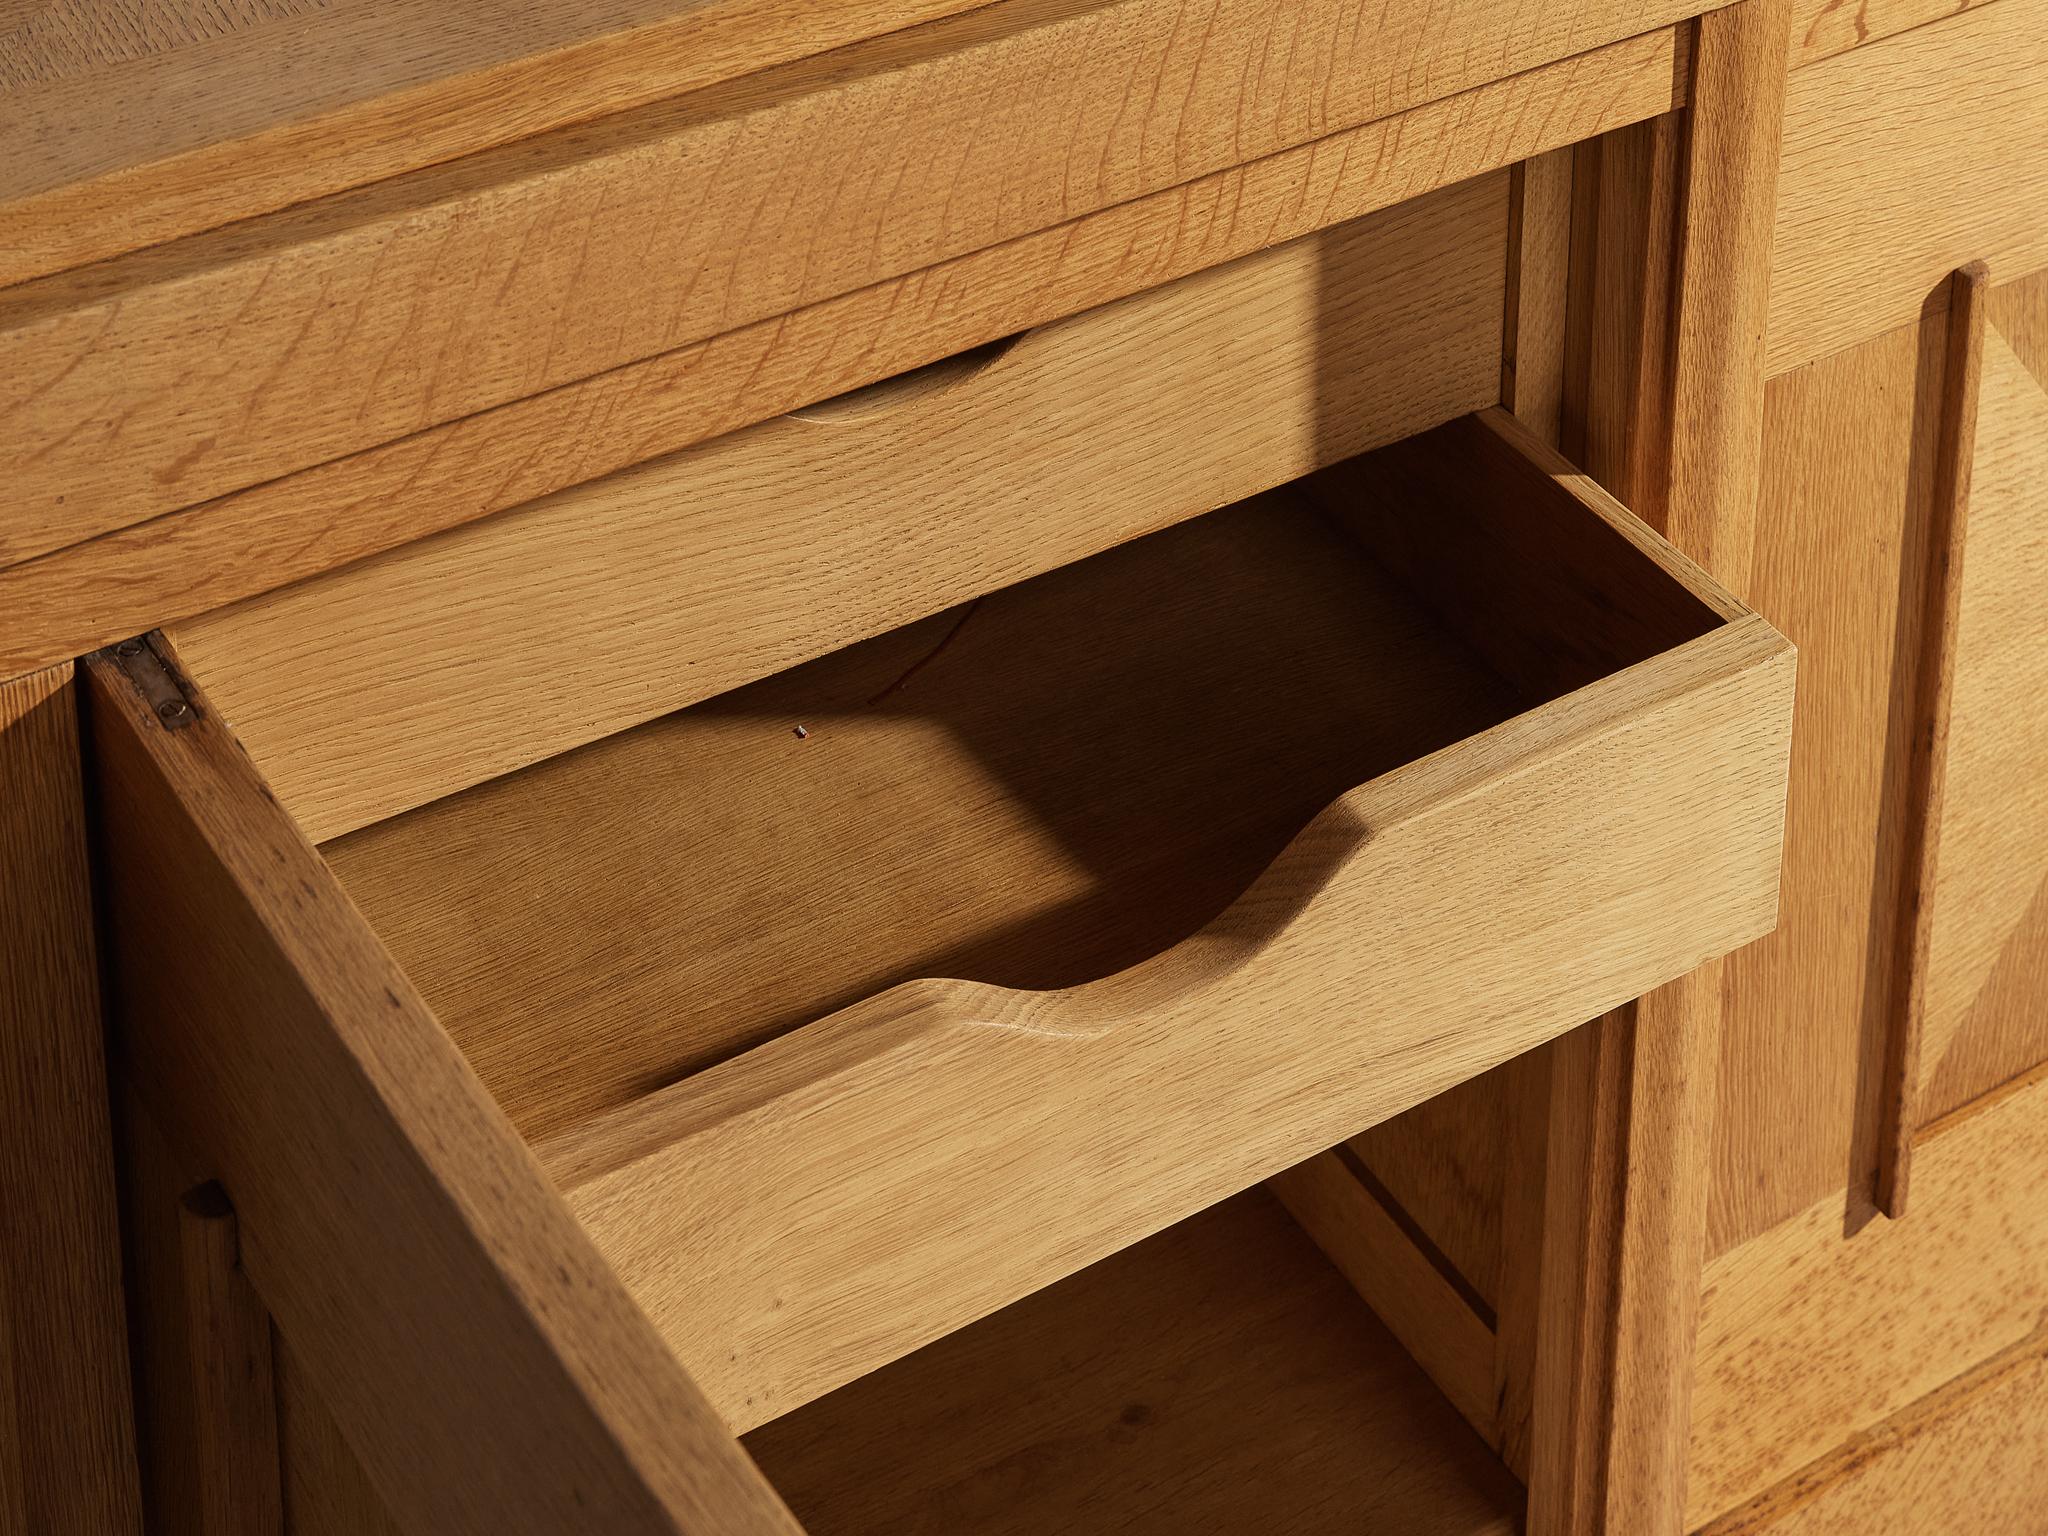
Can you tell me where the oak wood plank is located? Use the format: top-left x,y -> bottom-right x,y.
272,1339 -> 404,1536
1530,12 -> 1792,1523
1912,307 -> 2048,1127
1712,313 -> 1948,1253
0,0 -> 994,286
1342,1070 -> 1512,1317
1502,146 -> 1577,448
81,642 -> 800,1536
1268,1151 -> 1499,1445
169,173 -> 1509,841
0,21 -> 1690,678
1788,0 -> 1997,68
0,662 -> 144,1536
0,1 -> 1707,568
1698,1323 -> 2048,1535
1769,0 -> 2048,375
748,1191 -> 1524,1536
1689,1059 -> 2048,1525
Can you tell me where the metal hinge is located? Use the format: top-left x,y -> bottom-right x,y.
106,634 -> 198,731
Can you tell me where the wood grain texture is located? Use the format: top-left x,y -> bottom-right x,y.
1492,1044 -> 1553,1484
328,486 -> 1517,1142
117,1087 -> 228,1536
1788,0 -> 1993,68
747,1190 -> 1525,1535
509,427 -> 1792,1432
1267,1150 -> 1499,1446
175,1186 -> 284,1536
1914,306 -> 2048,1127
1666,0 -> 1791,598
1875,264 -> 1988,1215
1560,113 -> 1685,519
0,22 -> 1691,679
170,174 -> 1510,840
1345,1067 -> 1512,1314
1530,14 -> 1792,1520
1689,1061 -> 2048,1526
1698,1323 -> 2048,1536
0,0 -> 1706,569
82,644 -> 800,1536
1769,0 -> 2048,375
1989,262 -> 2048,382
1502,146 -> 1577,447
0,662 -> 144,1536
1528,1015 -> 1632,1536
272,1340 -> 402,1536
1711,313 -> 1949,1253
0,0 -> 994,284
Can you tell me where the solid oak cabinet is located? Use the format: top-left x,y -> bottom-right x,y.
91,403 -> 1793,1534
0,2 -> 2042,1535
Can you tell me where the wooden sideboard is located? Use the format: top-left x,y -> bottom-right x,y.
0,2 -> 2040,1533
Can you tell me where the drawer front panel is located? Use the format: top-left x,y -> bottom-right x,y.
0,23 -> 1690,680
0,0 -> 1706,567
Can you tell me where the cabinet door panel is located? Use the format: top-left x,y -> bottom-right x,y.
1920,282 -> 2048,1122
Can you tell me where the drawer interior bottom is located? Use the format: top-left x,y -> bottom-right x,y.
322,483 -> 1538,1144
743,1185 -> 1523,1536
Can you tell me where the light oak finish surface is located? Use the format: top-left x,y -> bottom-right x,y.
1268,1150 -> 1498,1446
745,1190 -> 1525,1536
0,20 -> 1691,681
1666,0 -> 1790,597
1699,1324 -> 2048,1536
0,0 -> 1708,567
1788,0 -> 1997,67
1529,8 -> 1791,1520
1689,1060 -> 2048,1526
1502,145 -> 1578,447
1711,311 -> 1949,1253
82,645 -> 801,1536
0,0 -> 994,285
1347,1063 -> 1514,1315
171,175 -> 1510,840
1768,0 -> 2048,375
0,662 -> 143,1536
1913,306 -> 2048,1127
434,413 -> 1797,1431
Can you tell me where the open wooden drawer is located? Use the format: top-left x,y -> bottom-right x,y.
86,409 -> 1793,1534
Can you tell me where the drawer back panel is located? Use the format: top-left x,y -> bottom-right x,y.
167,171 -> 1512,843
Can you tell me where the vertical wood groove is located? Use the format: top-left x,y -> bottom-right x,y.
0,661 -> 145,1536
1875,261 -> 1991,1217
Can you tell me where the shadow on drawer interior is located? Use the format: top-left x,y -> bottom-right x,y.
319,410 -> 1721,1150
743,1186 -> 1525,1536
